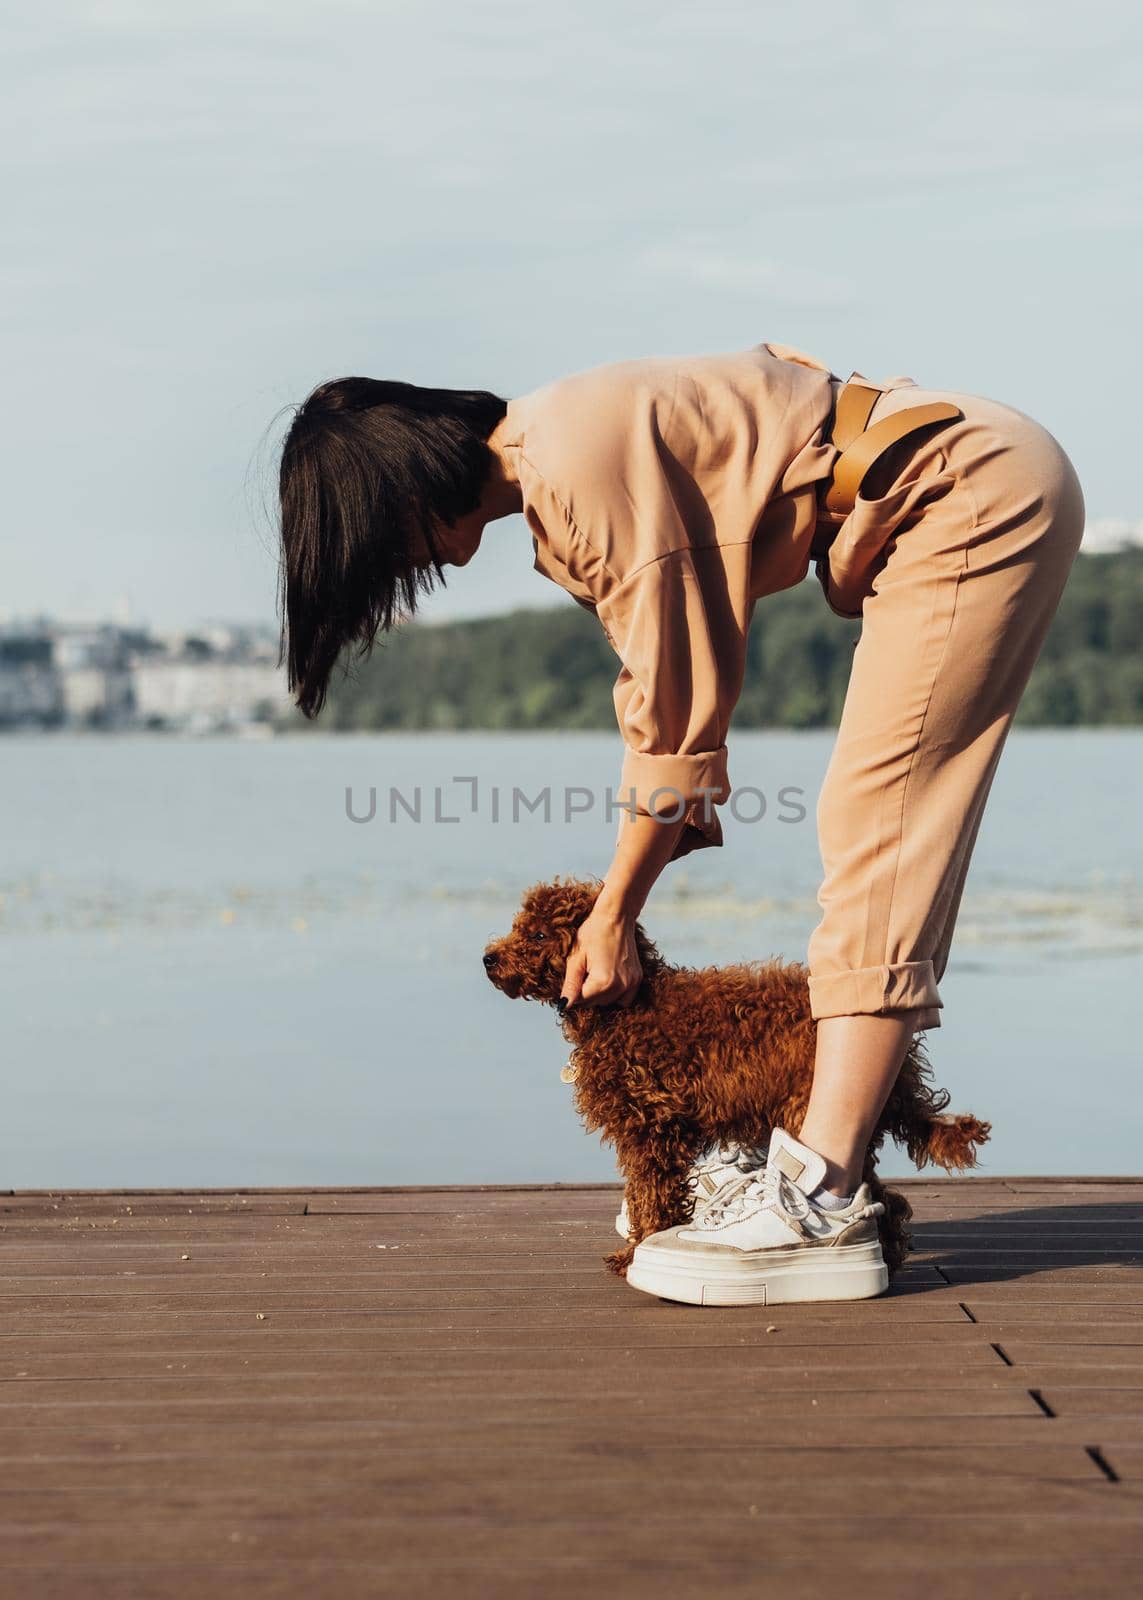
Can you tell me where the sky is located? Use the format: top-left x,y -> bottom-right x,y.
3,0 -> 1141,629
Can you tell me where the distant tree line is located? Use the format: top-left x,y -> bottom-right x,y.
320,548 -> 1143,731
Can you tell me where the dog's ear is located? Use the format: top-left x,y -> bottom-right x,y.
519,877 -> 602,935
554,876 -> 606,928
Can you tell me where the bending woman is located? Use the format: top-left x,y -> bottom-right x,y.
275,340 -> 1085,1305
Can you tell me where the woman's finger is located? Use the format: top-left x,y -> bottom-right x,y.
559,949 -> 588,1010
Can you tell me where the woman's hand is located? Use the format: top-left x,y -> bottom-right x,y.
559,900 -> 643,1011
558,807 -> 689,1012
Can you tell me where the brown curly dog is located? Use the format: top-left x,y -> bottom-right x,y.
483,878 -> 990,1279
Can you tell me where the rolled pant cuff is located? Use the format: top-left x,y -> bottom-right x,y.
808,961 -> 942,1023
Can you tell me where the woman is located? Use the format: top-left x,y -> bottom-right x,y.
276,340 -> 1085,1305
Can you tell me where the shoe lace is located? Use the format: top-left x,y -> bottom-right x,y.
684,1141 -> 768,1198
696,1161 -> 810,1231
699,1163 -> 888,1232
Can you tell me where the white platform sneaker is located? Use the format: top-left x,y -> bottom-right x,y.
614,1141 -> 769,1240
625,1128 -> 889,1306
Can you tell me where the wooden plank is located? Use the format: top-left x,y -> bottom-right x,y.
2,1414 -> 1133,1465
934,1267 -> 1143,1284
3,1292 -> 975,1325
0,1465 -> 1121,1528
0,1509 -> 1141,1569
1037,1389 -> 1143,1417
915,1208 -> 1143,1220
1006,1183 -> 1143,1195
1004,1341 -> 1143,1365
0,1440 -> 1106,1492
965,1303 -> 1143,1321
0,1411 -> 1139,1457
916,1248 -> 1143,1265
986,1364 -> 1143,1385
0,1268 -> 632,1295
0,1197 -> 310,1217
0,1387 -> 1043,1424
964,1323 -> 1143,1343
1,1558 -> 1142,1600
0,1355 -> 1018,1403
958,1286 -> 1143,1304
0,1306 -> 940,1350
999,1177 -> 1143,1186
0,1336 -> 1001,1379
914,1228 -> 1143,1241
0,1305 -> 979,1336
0,1327 -> 986,1370
0,1318 -> 979,1359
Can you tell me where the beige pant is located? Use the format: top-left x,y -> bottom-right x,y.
806,386 -> 1086,1030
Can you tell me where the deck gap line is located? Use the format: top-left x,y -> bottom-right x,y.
959,1303 -> 978,1324
1028,1390 -> 1055,1417
1085,1445 -> 1120,1482
990,1342 -> 1014,1367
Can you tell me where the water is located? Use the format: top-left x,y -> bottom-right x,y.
2,730 -> 1140,1186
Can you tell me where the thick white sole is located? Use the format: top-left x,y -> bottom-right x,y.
625,1241 -> 889,1306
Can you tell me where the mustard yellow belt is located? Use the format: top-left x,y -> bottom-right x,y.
811,377 -> 963,559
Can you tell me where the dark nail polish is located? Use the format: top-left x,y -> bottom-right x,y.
556,997 -> 568,1016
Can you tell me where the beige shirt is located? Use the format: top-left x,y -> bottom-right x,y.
499,341 -> 843,859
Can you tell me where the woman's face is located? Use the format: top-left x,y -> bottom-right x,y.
408,512 -> 483,570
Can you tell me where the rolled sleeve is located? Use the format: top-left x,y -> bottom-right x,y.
620,745 -> 730,812
618,745 -> 729,854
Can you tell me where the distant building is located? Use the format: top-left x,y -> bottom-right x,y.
0,627 -> 63,725
0,618 -> 294,732
54,626 -> 134,726
129,623 -> 293,731
132,657 -> 292,731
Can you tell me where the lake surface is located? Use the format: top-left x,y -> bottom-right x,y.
1,730 -> 1141,1186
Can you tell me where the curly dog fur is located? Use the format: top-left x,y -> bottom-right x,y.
484,878 -> 990,1279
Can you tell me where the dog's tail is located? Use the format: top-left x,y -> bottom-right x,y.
900,1110 -> 992,1172
884,1037 -> 991,1173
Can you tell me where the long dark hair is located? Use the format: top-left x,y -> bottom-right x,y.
277,377 -> 507,717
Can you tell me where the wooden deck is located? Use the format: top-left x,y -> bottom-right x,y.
2,1178 -> 1143,1598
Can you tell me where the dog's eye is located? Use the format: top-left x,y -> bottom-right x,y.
531,931 -> 546,943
